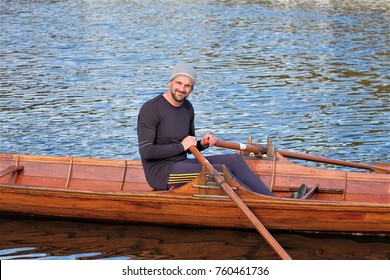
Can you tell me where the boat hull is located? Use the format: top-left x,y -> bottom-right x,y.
1,153 -> 389,234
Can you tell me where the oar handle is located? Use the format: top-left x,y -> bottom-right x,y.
189,146 -> 292,260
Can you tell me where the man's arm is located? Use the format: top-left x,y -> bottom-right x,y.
137,103 -> 185,161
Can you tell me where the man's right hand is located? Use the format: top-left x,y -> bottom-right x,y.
181,136 -> 197,151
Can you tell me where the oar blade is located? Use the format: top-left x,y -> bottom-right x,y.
189,146 -> 292,260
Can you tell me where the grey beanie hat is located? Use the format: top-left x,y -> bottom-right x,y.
169,63 -> 197,85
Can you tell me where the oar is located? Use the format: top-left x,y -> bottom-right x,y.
213,140 -> 390,174
278,149 -> 390,174
189,146 -> 292,260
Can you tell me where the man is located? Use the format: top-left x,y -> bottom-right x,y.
137,63 -> 275,195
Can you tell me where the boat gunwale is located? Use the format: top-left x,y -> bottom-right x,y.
1,153 -> 142,167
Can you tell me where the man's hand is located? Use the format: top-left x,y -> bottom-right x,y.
181,136 -> 197,151
201,133 -> 218,147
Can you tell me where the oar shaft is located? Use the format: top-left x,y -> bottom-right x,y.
189,146 -> 292,260
214,140 -> 389,174
277,149 -> 371,170
215,140 -> 264,154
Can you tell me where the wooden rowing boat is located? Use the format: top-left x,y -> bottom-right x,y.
1,144 -> 389,234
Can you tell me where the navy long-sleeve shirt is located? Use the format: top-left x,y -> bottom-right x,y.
137,94 -> 204,190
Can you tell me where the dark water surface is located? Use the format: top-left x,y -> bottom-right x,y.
1,0 -> 389,259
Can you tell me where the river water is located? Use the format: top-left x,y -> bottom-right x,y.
0,0 -> 389,260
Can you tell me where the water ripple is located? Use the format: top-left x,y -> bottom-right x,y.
1,0 -> 389,164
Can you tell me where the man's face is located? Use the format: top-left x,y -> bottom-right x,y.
168,75 -> 194,104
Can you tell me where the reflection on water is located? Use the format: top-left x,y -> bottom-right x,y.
0,0 -> 389,259
1,216 -> 389,260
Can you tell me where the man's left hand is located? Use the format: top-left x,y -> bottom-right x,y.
201,133 -> 218,147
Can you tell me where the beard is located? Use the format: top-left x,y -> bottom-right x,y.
170,89 -> 187,103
